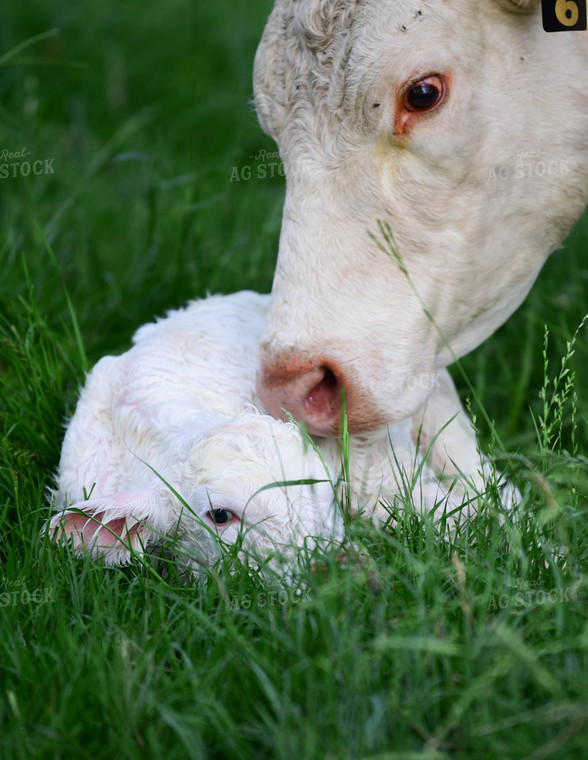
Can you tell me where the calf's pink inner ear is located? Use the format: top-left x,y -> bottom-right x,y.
47,484 -> 167,560
53,512 -> 139,549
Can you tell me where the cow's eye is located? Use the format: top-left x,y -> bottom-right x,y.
209,508 -> 235,525
404,76 -> 444,112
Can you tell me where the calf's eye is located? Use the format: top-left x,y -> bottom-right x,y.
404,75 -> 444,112
210,508 -> 234,525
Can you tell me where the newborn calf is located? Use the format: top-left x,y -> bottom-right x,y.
48,293 -> 343,573
47,292 -> 476,575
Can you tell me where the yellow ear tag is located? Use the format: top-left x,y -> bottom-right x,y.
542,0 -> 587,31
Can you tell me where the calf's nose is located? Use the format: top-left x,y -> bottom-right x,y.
257,358 -> 344,436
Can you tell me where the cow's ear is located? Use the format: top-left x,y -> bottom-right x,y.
495,0 -> 540,13
45,484 -> 176,565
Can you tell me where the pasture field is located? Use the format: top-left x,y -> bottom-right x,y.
1,2 -> 588,758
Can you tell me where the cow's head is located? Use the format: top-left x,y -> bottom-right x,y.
254,0 -> 588,435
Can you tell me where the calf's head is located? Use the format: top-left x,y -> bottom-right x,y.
48,412 -> 343,574
254,0 -> 588,434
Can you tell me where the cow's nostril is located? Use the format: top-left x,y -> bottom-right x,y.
257,357 -> 346,436
305,367 -> 340,419
258,354 -> 388,435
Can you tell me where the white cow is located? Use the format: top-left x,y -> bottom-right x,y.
46,293 -> 482,576
253,0 -> 588,482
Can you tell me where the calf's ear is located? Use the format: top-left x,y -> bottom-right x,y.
45,484 -> 176,565
495,0 -> 540,12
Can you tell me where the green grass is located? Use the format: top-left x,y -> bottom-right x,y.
1,2 -> 588,758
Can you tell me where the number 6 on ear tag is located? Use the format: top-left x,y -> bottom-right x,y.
542,0 -> 587,31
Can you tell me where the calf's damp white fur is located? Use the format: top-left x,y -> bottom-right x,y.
49,293 -> 345,572
47,292 -> 490,573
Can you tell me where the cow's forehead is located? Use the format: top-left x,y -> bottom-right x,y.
259,0 -> 364,117
285,0 -> 429,40
255,0 -> 479,141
